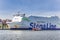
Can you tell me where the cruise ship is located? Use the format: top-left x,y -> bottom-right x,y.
7,14 -> 60,30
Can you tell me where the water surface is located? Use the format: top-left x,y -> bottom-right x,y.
0,30 -> 60,40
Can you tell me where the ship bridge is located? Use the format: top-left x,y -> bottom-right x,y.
12,14 -> 25,22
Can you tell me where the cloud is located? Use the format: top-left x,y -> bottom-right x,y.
0,0 -> 60,19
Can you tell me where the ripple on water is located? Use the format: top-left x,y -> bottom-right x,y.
0,30 -> 60,40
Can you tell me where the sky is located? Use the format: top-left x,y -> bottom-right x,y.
0,0 -> 60,19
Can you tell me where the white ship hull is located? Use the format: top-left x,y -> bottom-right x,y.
8,15 -> 60,30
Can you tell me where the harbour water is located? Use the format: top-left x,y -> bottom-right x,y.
0,30 -> 60,40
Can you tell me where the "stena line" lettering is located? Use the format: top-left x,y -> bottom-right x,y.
30,22 -> 56,29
